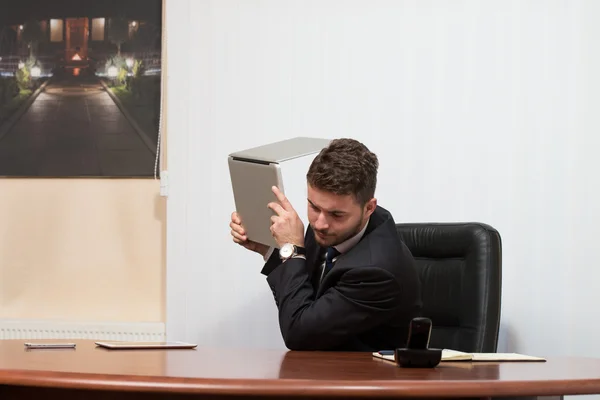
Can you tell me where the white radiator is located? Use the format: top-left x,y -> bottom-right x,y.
0,319 -> 166,341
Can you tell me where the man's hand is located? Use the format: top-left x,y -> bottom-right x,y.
230,212 -> 270,257
267,186 -> 305,248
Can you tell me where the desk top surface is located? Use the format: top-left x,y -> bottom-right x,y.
1,340 -> 600,398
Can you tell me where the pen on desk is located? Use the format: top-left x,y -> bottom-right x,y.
378,350 -> 394,355
24,342 -> 77,349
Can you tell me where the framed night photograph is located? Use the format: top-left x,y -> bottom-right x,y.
0,0 -> 163,177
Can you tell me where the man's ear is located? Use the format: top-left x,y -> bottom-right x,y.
364,198 -> 377,217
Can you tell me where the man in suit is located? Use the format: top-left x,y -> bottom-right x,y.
230,138 -> 422,351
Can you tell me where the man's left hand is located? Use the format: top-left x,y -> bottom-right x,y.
267,186 -> 305,248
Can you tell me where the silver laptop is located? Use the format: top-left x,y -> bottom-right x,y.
228,137 -> 331,248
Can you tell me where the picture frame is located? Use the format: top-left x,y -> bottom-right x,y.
0,0 -> 164,178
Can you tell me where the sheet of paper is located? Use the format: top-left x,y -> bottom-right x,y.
372,350 -> 546,363
372,352 -> 394,362
470,352 -> 546,361
441,349 -> 472,361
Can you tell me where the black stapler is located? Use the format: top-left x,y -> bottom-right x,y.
395,317 -> 442,368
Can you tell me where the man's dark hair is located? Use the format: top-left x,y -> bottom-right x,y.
306,138 -> 379,205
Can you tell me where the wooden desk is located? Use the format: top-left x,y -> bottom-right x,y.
1,340 -> 599,399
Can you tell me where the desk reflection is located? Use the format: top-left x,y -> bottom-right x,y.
278,350 -> 501,382
165,346 -> 286,379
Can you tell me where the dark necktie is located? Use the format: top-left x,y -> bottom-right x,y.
323,247 -> 341,277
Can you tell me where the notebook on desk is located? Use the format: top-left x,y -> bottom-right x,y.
373,349 -> 546,362
95,341 -> 197,350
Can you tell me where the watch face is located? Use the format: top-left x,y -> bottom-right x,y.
279,243 -> 294,258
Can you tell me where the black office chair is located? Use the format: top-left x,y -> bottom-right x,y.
396,222 -> 502,353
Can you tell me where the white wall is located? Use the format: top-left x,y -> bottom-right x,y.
166,0 -> 600,364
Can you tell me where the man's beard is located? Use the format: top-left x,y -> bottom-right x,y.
313,213 -> 365,247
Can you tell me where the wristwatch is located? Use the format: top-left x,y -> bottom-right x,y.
279,243 -> 306,261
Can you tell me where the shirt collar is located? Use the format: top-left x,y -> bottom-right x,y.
333,217 -> 370,254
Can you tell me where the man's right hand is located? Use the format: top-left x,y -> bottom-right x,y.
230,212 -> 270,257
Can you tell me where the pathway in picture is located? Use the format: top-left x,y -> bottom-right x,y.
0,75 -> 155,177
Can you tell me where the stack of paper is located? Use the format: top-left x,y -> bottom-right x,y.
373,349 -> 546,362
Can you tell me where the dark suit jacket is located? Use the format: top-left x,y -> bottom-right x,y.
261,205 -> 422,351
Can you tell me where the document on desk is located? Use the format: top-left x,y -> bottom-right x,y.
373,349 -> 546,362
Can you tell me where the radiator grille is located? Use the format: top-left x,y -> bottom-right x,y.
0,320 -> 165,341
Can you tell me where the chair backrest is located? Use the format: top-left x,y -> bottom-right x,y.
395,222 -> 502,353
